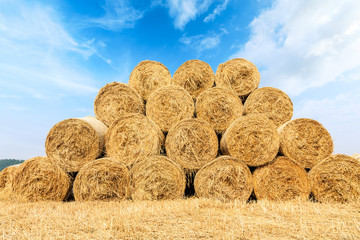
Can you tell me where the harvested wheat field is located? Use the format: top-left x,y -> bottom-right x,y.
0,199 -> 359,240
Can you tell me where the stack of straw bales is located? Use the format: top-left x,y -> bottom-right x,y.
1,58 -> 359,203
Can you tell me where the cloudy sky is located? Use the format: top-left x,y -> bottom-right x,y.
1,0 -> 359,159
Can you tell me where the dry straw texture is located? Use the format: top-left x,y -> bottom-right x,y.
105,113 -> 165,167
196,87 -> 244,133
309,154 -> 360,203
278,118 -> 333,169
130,155 -> 186,200
165,118 -> 218,171
0,164 -> 20,201
244,87 -> 293,127
194,156 -> 253,201
253,156 -> 311,201
215,58 -> 260,99
46,116 -> 108,172
94,82 -> 144,127
129,60 -> 172,101
352,154 -> 360,160
172,59 -> 215,99
220,114 -> 280,167
73,158 -> 130,201
11,157 -> 71,202
146,85 -> 194,132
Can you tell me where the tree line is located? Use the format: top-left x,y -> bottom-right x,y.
0,159 -> 24,171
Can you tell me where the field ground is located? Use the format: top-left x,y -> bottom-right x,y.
0,198 -> 359,240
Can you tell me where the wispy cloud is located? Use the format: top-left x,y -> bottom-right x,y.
180,33 -> 221,52
204,0 -> 230,23
232,0 -> 360,96
89,0 -> 144,31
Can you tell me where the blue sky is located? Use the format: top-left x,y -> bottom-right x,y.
1,0 -> 360,159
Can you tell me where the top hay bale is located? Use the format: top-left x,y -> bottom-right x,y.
215,58 -> 260,100
146,85 -> 194,132
129,60 -> 172,101
196,87 -> 244,133
105,113 -> 165,167
94,82 -> 144,127
11,156 -> 71,202
45,116 -> 108,172
172,59 -> 214,99
278,118 -> 333,169
309,154 -> 360,203
220,114 -> 280,167
244,87 -> 293,127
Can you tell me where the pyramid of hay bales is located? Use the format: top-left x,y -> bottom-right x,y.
1,58 -> 360,204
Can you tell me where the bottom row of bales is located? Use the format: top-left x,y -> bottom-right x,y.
1,154 -> 360,203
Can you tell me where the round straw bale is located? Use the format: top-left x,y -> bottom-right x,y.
244,87 -> 293,127
194,156 -> 253,201
45,116 -> 108,172
105,113 -> 165,167
309,154 -> 360,203
130,155 -> 186,200
352,154 -> 360,160
172,59 -> 214,99
146,85 -> 194,132
215,58 -> 260,99
220,114 -> 280,167
278,118 -> 333,169
73,158 -> 130,201
196,87 -> 243,133
11,157 -> 71,202
94,82 -> 144,127
129,60 -> 172,101
165,118 -> 218,171
0,164 -> 20,201
253,156 -> 311,201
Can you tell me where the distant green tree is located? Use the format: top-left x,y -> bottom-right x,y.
0,159 -> 24,171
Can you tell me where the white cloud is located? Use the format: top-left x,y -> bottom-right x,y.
180,33 -> 221,52
204,0 -> 230,23
232,0 -> 360,96
166,0 -> 213,30
90,0 -> 144,31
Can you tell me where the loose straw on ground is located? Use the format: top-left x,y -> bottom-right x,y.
172,59 -> 214,99
129,60 -> 172,101
309,154 -> 360,203
146,85 -> 194,132
244,87 -> 293,127
215,58 -> 260,100
165,118 -> 218,172
130,155 -> 186,200
73,158 -> 130,201
253,156 -> 311,201
45,116 -> 108,172
196,87 -> 243,133
105,113 -> 165,167
278,118 -> 333,169
194,156 -> 253,201
220,114 -> 280,167
94,82 -> 144,127
11,157 -> 71,202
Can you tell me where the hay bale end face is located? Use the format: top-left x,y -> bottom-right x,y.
146,85 -> 195,132
215,58 -> 260,100
196,87 -> 244,133
165,118 -> 218,171
244,87 -> 293,127
105,113 -> 165,167
309,154 -> 360,203
130,155 -> 186,200
73,158 -> 130,201
172,59 -> 215,99
94,82 -> 144,127
45,116 -> 108,172
129,60 -> 172,101
0,164 -> 20,201
194,156 -> 253,201
253,156 -> 311,201
11,157 -> 71,202
220,114 -> 280,167
278,118 -> 333,169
